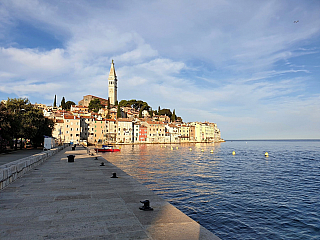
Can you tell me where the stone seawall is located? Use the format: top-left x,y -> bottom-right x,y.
0,144 -> 69,190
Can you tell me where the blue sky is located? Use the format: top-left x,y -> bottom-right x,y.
1,0 -> 320,139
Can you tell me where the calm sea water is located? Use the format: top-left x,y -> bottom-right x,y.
101,140 -> 320,240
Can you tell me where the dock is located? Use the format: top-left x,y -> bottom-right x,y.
0,145 -> 220,239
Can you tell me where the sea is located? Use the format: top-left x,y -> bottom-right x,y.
100,140 -> 320,240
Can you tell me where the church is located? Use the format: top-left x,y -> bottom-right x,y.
78,60 -> 118,107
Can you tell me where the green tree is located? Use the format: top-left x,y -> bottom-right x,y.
117,105 -> 121,118
61,97 -> 66,109
65,101 -> 76,111
88,99 -> 102,113
5,98 -> 54,148
0,103 -> 13,151
22,108 -> 54,147
119,99 -> 150,111
6,98 -> 31,149
158,108 -> 172,117
176,116 -> 183,122
149,109 -> 153,117
53,95 -> 57,107
171,109 -> 176,122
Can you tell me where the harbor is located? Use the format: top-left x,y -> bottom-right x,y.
0,145 -> 220,239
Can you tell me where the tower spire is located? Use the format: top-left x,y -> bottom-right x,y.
108,60 -> 118,105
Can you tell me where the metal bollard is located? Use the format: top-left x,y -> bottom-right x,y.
67,155 -> 75,162
111,172 -> 118,178
139,200 -> 153,211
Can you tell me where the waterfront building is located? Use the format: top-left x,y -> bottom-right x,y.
80,116 -> 92,143
52,119 -> 65,145
108,60 -> 118,106
165,124 -> 180,143
105,119 -> 117,143
213,123 -> 221,142
62,115 -> 81,144
145,121 -> 166,143
117,118 -> 133,143
179,124 -> 190,142
189,125 -> 195,141
203,122 -> 215,142
133,123 -> 140,142
139,125 -> 148,142
191,122 -> 204,142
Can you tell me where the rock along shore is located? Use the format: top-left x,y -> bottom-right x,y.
0,145 -> 220,240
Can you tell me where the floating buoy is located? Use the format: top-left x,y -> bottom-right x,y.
232,151 -> 236,155
210,150 -> 214,153
189,148 -> 192,151
265,152 -> 269,157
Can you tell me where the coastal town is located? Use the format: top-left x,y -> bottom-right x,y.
2,61 -> 223,147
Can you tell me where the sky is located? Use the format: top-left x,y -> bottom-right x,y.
0,0 -> 320,140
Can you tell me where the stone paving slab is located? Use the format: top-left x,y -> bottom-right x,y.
0,145 -> 220,240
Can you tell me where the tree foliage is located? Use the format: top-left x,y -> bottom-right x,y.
119,99 -> 150,111
118,99 -> 181,122
117,105 -> 121,118
61,97 -> 66,109
1,98 -> 54,150
171,109 -> 176,122
0,103 -> 13,150
65,101 -> 76,111
88,99 -> 102,113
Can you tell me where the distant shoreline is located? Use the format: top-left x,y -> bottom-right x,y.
226,139 -> 320,141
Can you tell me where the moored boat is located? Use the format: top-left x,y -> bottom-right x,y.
94,145 -> 120,152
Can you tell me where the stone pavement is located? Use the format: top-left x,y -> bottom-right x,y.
0,149 -> 43,166
0,145 -> 220,240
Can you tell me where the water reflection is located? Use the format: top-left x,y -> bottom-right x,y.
101,141 -> 320,240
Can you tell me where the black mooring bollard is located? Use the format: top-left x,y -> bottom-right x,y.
100,162 -> 105,166
139,200 -> 153,211
111,172 -> 118,178
67,155 -> 75,162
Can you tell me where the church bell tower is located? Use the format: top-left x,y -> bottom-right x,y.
108,60 -> 118,105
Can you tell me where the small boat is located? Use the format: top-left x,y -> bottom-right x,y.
94,145 -> 120,152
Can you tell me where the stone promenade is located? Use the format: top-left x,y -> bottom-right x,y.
0,145 -> 220,240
